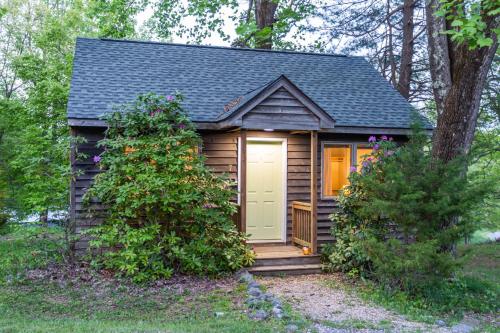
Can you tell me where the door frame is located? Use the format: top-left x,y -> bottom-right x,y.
238,137 -> 288,243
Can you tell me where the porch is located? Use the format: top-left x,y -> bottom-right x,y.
248,244 -> 322,276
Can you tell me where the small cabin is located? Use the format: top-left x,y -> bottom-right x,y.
68,38 -> 425,274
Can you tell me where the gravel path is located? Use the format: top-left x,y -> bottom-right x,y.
258,274 -> 458,333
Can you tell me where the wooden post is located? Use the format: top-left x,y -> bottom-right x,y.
240,130 -> 247,235
310,131 -> 318,253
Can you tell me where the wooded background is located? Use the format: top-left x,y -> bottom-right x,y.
0,0 -> 498,228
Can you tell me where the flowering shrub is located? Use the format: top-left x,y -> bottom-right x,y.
84,93 -> 254,283
323,126 -> 489,293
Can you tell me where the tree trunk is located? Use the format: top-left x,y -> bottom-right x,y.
426,0 -> 499,162
432,42 -> 497,162
397,0 -> 415,99
40,209 -> 48,225
254,0 -> 278,49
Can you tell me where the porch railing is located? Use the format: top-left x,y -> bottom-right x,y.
292,201 -> 313,248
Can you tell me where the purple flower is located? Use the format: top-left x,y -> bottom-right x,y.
93,155 -> 101,163
362,160 -> 370,168
368,135 -> 377,143
381,135 -> 388,141
166,95 -> 174,101
350,166 -> 357,173
384,150 -> 394,157
373,143 -> 380,150
178,123 -> 186,129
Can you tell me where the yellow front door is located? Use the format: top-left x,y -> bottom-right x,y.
246,140 -> 284,241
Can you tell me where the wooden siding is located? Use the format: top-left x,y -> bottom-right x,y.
70,126 -> 398,253
71,127 -> 106,252
201,131 -> 239,181
242,88 -> 320,130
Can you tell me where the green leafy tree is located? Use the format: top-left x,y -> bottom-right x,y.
0,0 -> 142,222
150,0 -> 319,49
85,93 -> 254,283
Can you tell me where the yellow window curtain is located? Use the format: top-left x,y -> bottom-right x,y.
323,145 -> 351,197
356,147 -> 372,171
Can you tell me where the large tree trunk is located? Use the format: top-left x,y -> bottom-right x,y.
397,0 -> 415,99
432,43 -> 497,161
426,0 -> 498,162
254,0 -> 278,49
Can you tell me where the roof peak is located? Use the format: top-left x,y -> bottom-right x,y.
77,37 -> 350,58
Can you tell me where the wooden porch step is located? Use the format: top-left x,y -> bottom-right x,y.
252,254 -> 321,267
248,263 -> 322,276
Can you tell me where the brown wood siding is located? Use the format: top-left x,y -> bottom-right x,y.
70,126 -> 402,253
71,127 -> 106,252
242,88 -> 320,130
201,131 -> 239,181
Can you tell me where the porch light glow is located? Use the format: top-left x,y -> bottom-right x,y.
264,128 -> 274,132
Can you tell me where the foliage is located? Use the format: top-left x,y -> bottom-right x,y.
359,242 -> 499,316
0,225 -> 64,283
0,0 -> 144,222
84,93 -> 254,283
86,0 -> 148,38
436,0 -> 500,49
323,125 -> 491,293
0,229 -> 285,333
150,0 -> 320,49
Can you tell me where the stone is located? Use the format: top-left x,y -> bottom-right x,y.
214,312 -> 225,318
247,281 -> 260,289
250,309 -> 268,321
286,324 -> 299,333
435,319 -> 447,327
272,306 -> 283,319
248,287 -> 262,297
451,323 -> 475,333
245,297 -> 263,308
271,298 -> 282,306
238,271 -> 254,283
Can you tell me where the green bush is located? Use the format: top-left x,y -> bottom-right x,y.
84,93 -> 254,283
323,125 -> 490,293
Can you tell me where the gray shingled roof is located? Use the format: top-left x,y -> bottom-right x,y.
68,37 -> 423,129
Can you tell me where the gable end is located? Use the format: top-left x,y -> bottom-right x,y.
219,75 -> 335,130
242,88 -> 320,130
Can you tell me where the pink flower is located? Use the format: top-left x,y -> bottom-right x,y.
373,144 -> 380,150
93,155 -> 101,163
178,123 -> 186,129
350,166 -> 357,173
166,95 -> 174,101
368,135 -> 377,143
381,135 -> 388,141
389,137 -> 394,141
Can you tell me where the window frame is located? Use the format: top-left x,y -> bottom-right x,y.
321,141 -> 370,200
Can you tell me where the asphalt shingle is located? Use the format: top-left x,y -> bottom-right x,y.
68,38 -> 424,129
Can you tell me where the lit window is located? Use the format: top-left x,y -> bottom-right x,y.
356,147 -> 372,171
323,145 -> 351,197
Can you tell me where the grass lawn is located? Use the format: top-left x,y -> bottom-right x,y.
0,225 -> 295,333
